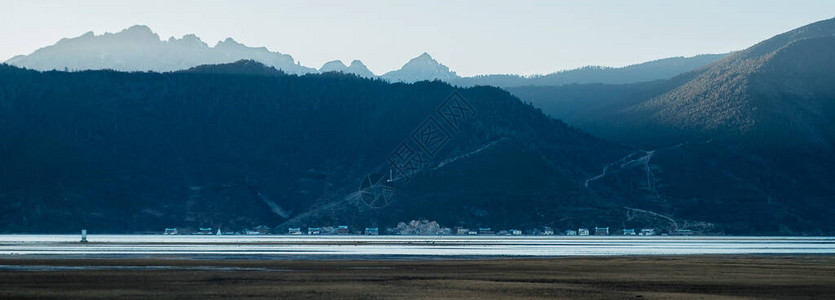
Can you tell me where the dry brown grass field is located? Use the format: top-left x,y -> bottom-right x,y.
1,255 -> 834,299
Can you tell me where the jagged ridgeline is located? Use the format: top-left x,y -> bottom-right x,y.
3,24 -> 729,86
0,61 -> 630,233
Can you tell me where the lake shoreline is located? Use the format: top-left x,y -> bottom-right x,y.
3,235 -> 835,257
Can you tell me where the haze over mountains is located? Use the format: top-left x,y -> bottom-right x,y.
454,54 -> 730,87
511,17 -> 835,148
5,25 -> 727,86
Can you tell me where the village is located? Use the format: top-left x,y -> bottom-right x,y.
162,223 -> 697,236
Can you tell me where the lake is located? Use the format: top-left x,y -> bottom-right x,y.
1,235 -> 834,258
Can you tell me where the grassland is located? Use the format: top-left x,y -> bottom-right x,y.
1,255 -> 834,299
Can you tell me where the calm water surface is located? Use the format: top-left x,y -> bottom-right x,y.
1,235 -> 834,258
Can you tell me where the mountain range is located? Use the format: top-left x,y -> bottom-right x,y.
2,18 -> 835,235
5,25 -> 316,75
5,25 -> 727,86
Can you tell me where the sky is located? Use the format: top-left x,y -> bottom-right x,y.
2,0 -> 835,76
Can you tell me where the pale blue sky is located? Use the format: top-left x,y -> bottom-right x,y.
3,0 -> 834,76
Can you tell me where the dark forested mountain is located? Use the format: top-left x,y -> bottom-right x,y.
0,61 -> 646,234
508,18 -> 835,234
4,18 -> 834,235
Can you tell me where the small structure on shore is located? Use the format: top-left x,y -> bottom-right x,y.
672,229 -> 693,236
253,225 -> 271,235
542,227 -> 555,235
337,225 -> 349,235
365,227 -> 379,235
164,228 -> 178,235
595,227 -> 609,235
623,229 -> 636,235
80,229 -> 88,243
308,227 -> 321,235
565,229 -> 577,236
288,228 -> 302,235
578,228 -> 590,236
244,226 -> 271,235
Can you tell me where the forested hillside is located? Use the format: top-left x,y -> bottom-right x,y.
0,62 -> 634,233
506,18 -> 835,234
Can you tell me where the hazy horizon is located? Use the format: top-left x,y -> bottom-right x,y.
3,0 -> 835,76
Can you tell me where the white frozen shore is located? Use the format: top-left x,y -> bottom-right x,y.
1,235 -> 834,258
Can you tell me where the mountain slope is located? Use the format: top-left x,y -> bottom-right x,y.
508,18 -> 835,234
381,53 -> 459,83
345,60 -> 376,78
320,60 -> 349,73
457,54 -> 729,88
512,18 -> 835,148
380,52 -> 725,87
319,60 -> 376,78
625,18 -> 835,148
0,61 -> 643,233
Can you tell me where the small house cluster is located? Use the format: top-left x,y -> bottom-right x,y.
159,224 -> 678,236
